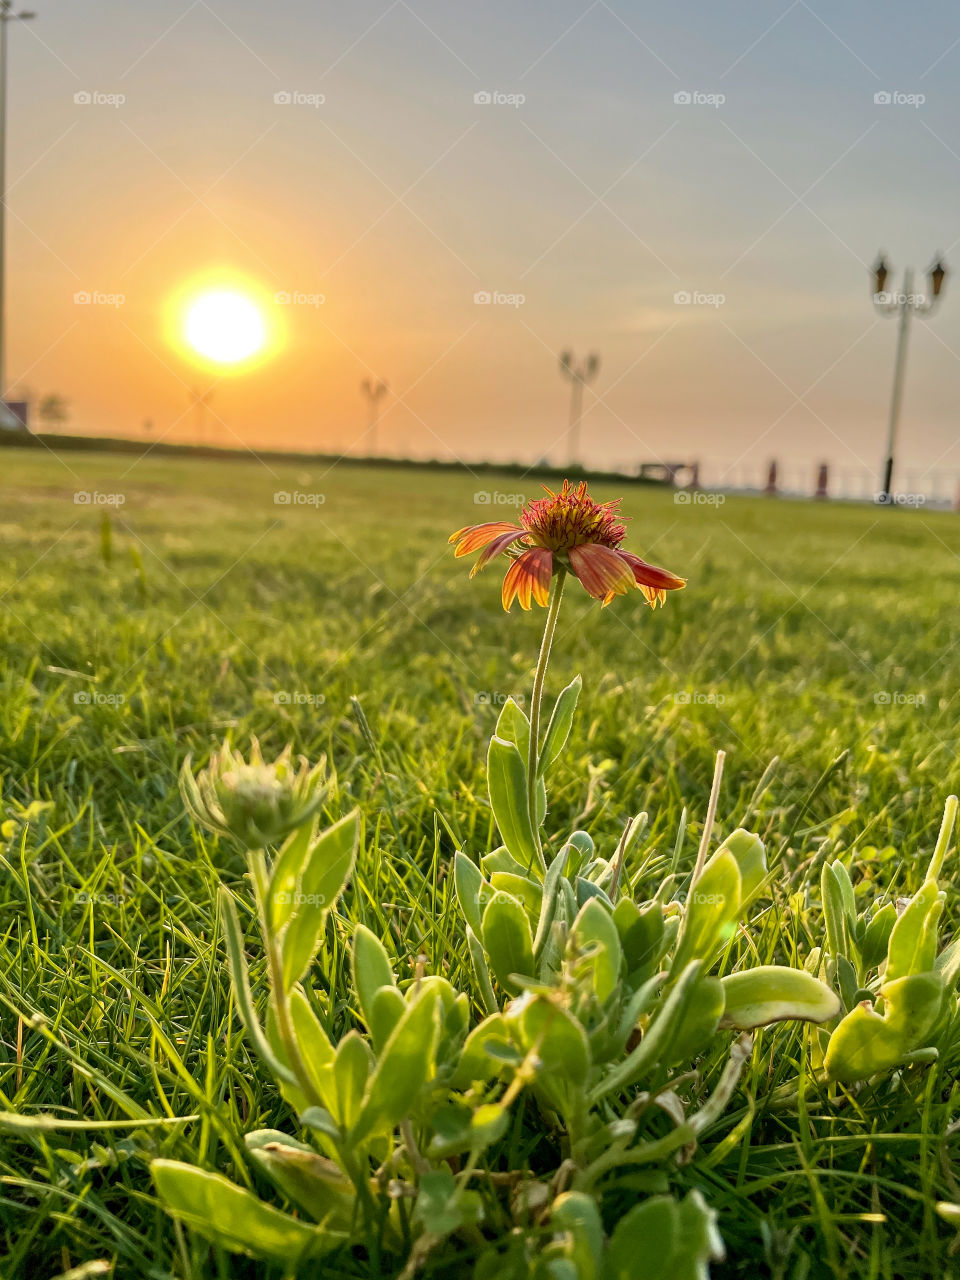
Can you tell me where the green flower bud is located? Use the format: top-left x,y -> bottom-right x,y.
180,739 -> 328,849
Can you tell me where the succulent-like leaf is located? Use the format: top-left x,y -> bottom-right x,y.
350,988 -> 441,1146
152,1159 -> 334,1262
281,811 -> 360,989
720,965 -> 840,1029
487,736 -> 542,875
538,675 -> 582,774
671,851 -> 741,976
482,891 -> 535,994
351,924 -> 396,1034
824,972 -> 945,1082
245,1129 -> 354,1227
568,897 -> 623,1004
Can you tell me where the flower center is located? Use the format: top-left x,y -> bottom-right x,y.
520,481 -> 625,552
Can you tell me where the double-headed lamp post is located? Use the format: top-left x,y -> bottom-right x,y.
559,350 -> 600,468
872,252 -> 947,504
0,2 -> 35,416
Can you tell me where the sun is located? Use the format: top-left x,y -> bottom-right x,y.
183,290 -> 267,365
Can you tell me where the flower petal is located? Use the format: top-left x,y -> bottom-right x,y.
449,521 -> 522,557
520,547 -> 553,606
500,549 -> 553,611
618,551 -> 686,593
501,557 -> 527,611
469,529 -> 529,577
568,544 -> 636,601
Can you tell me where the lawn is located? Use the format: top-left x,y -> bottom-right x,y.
0,445 -> 958,1278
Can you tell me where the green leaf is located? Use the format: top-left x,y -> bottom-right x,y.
534,845 -> 569,961
490,871 -> 543,920
350,989 -> 441,1146
714,829 -> 767,905
825,972 -> 945,1082
487,736 -> 541,876
506,993 -> 590,1089
281,811 -> 360,989
664,974 -> 725,1063
861,902 -> 897,970
152,1159 -> 330,1262
287,989 -> 336,1108
413,1167 -> 482,1238
369,986 -> 406,1054
482,892 -> 535,994
332,1031 -> 370,1132
299,1107 -> 341,1143
466,924 -> 498,1015
244,1129 -> 354,1227
449,1013 -> 511,1088
550,1192 -> 603,1280
454,851 -> 491,937
568,898 -> 623,1004
351,924 -> 396,1036
671,851 -> 741,976
821,863 -> 848,959
886,880 -> 942,980
614,899 -> 665,983
267,820 -> 316,934
719,965 -> 840,1029
538,675 -> 582,775
590,961 -> 702,1102
674,1189 -> 725,1278
481,846 -> 530,877
496,696 -> 531,757
607,1194 -> 678,1279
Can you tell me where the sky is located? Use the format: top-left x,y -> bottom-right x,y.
6,0 -> 960,490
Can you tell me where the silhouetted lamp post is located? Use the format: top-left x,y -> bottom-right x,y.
872,253 -> 947,503
559,350 -> 600,467
0,2 -> 35,415
361,379 -> 388,456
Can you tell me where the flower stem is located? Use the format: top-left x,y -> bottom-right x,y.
527,568 -> 567,868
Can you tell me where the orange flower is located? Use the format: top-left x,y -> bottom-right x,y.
449,480 -> 686,611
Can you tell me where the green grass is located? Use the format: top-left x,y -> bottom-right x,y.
0,445 -> 959,1279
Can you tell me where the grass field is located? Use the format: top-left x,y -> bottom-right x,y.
1,445 -> 959,1279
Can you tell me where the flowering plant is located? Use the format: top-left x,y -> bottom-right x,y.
141,480 -> 958,1278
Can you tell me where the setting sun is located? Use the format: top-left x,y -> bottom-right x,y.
183,290 -> 266,365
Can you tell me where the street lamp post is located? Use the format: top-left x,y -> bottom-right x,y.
558,350 -> 600,467
360,378 -> 388,456
872,253 -> 947,504
0,1 -> 35,417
